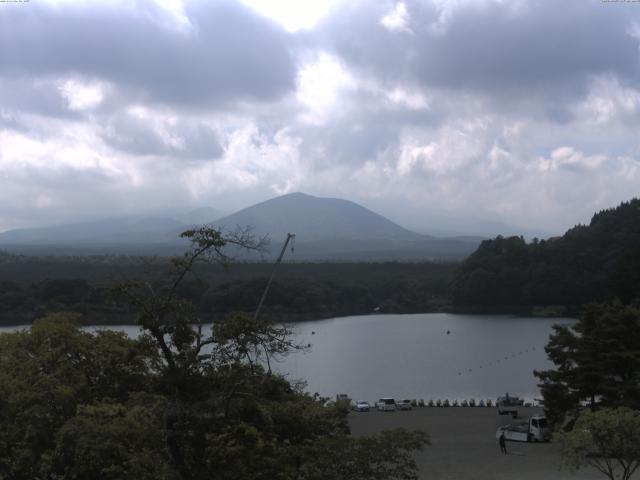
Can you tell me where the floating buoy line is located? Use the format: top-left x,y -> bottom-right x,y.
456,346 -> 538,377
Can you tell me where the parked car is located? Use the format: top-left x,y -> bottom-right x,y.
397,399 -> 412,410
376,398 -> 396,412
351,400 -> 370,412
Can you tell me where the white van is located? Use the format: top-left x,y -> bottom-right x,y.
376,398 -> 396,412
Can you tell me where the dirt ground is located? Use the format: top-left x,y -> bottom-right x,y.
349,406 -> 611,480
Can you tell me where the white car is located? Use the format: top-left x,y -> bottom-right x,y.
351,400 -> 370,412
376,398 -> 396,412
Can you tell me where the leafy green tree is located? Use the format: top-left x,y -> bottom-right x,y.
114,226 -> 430,479
535,302 -> 640,428
0,313 -> 153,480
558,407 -> 640,480
0,226 -> 430,480
299,428 -> 430,480
53,394 -> 178,480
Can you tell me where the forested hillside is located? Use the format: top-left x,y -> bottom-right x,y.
451,199 -> 640,311
0,256 -> 455,326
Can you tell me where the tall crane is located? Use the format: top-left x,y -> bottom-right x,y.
253,232 -> 295,321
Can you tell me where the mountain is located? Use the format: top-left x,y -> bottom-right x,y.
0,216 -> 185,246
212,192 -> 479,260
0,212 -> 222,255
214,192 -> 422,242
451,198 -> 640,310
0,193 -> 481,260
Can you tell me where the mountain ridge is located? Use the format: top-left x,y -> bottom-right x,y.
0,192 -> 481,260
212,192 -> 426,242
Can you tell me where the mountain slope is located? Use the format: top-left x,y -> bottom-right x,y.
451,198 -> 640,309
0,193 -> 480,260
0,216 -> 186,245
213,192 -> 478,260
213,192 -> 424,242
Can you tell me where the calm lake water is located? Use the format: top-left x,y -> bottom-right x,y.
2,313 -> 573,403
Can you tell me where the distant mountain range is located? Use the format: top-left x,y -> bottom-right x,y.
0,193 -> 482,260
0,217 -> 184,246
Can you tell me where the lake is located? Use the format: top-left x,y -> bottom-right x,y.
280,313 -> 573,403
2,313 -> 573,404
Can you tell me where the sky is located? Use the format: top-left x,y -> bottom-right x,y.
1,0 -> 639,236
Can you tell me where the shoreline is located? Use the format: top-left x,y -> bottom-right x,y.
0,306 -> 577,328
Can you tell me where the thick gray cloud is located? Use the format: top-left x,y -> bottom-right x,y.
101,113 -> 223,159
319,0 -> 639,90
1,0 -> 640,235
294,95 -> 441,168
0,0 -> 295,108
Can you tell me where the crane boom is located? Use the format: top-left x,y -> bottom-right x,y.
253,233 -> 295,320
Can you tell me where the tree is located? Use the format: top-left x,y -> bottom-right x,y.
0,313 -> 155,480
53,394 -> 178,480
558,407 -> 640,480
0,226 -> 430,480
113,226 -> 430,479
298,428 -> 430,480
535,301 -> 640,428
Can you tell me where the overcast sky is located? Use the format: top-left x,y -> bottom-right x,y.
1,0 -> 639,236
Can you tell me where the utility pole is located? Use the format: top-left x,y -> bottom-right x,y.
253,233 -> 295,321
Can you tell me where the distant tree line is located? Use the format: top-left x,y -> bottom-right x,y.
451,199 -> 640,311
0,262 -> 455,326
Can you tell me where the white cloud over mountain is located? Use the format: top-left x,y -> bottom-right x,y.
0,0 -> 639,235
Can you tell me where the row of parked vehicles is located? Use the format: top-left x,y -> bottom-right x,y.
346,393 -> 529,413
342,393 -> 550,443
342,396 -> 413,412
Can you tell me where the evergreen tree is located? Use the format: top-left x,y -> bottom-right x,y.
535,301 -> 640,428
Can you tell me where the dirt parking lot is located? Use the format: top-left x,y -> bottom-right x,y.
349,407 -> 609,480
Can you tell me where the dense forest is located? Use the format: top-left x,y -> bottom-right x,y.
451,199 -> 640,313
0,229 -> 429,479
0,255 -> 455,326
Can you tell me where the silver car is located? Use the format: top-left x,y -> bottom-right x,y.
351,400 -> 371,412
